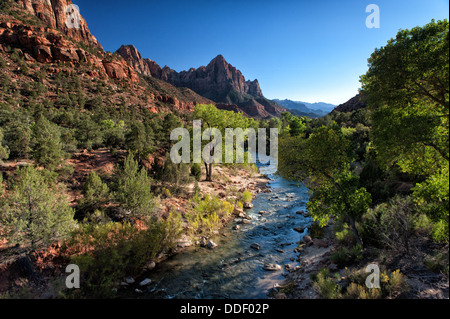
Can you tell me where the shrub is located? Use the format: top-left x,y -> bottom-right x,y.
191,163 -> 202,181
334,221 -> 355,245
187,195 -> 234,236
0,128 -> 10,162
312,268 -> 342,299
359,196 -> 428,254
381,269 -> 409,298
330,244 -> 363,268
242,191 -> 252,203
344,283 -> 381,299
114,154 -> 154,219
344,266 -> 410,299
79,171 -> 110,215
424,251 -> 449,276
0,166 -> 76,253
67,214 -> 182,298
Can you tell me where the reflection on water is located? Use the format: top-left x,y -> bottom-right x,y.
141,156 -> 311,299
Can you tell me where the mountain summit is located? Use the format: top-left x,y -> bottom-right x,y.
117,47 -> 286,118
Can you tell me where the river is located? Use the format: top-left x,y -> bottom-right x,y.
139,159 -> 311,299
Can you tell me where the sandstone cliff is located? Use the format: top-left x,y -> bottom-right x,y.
117,46 -> 286,118
14,0 -> 101,47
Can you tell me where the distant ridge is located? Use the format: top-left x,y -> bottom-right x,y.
332,94 -> 367,113
273,99 -> 336,118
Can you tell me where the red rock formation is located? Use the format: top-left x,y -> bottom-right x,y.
0,21 -> 139,83
159,54 -> 264,100
14,0 -> 101,48
116,45 -> 162,78
102,60 -> 139,83
117,46 -> 285,118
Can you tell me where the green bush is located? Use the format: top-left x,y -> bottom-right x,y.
67,214 -> 182,298
242,191 -> 252,203
424,252 -> 449,276
344,283 -> 381,299
79,171 -> 110,214
312,268 -> 342,299
344,266 -> 410,299
191,163 -> 202,181
32,114 -> 66,170
359,196 -> 430,254
114,154 -> 154,219
0,166 -> 75,253
334,221 -> 355,245
187,195 -> 234,236
330,244 -> 363,268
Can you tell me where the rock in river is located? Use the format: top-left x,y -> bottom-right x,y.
139,278 -> 152,286
207,240 -> 218,249
250,243 -> 261,250
263,263 -> 282,271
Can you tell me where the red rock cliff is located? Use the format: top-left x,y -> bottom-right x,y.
14,0 -> 101,47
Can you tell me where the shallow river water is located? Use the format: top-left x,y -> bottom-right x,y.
140,160 -> 311,299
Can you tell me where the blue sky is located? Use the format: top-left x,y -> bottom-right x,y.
74,0 -> 449,105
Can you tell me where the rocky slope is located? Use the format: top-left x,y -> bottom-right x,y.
117,45 -> 287,118
117,44 -> 162,78
13,0 -> 101,47
0,0 -> 214,113
332,94 -> 367,113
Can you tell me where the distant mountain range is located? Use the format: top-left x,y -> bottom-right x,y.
272,99 -> 336,118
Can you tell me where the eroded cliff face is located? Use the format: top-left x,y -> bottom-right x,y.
117,46 -> 286,118
117,47 -> 263,101
1,1 -> 140,83
116,45 -> 162,78
159,54 -> 263,101
0,0 -> 216,114
14,0 -> 101,47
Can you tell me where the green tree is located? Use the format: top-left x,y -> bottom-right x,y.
79,171 -> 110,214
193,104 -> 253,181
75,113 -> 104,150
289,117 -> 306,136
115,154 -> 154,219
4,118 -> 32,159
279,124 -> 371,244
0,166 -> 76,252
0,128 -> 9,162
32,114 -> 66,169
125,121 -> 154,162
360,19 -> 449,242
161,113 -> 183,151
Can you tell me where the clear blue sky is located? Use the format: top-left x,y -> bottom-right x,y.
74,0 -> 449,105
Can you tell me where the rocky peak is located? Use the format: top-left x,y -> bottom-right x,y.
14,0 -> 101,47
117,44 -> 162,78
116,45 -> 282,118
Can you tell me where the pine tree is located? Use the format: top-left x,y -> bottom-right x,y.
115,154 -> 154,218
32,114 -> 66,169
79,171 -> 110,214
0,128 -> 9,162
0,166 -> 76,252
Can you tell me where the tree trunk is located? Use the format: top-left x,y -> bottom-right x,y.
348,216 -> 363,246
204,162 -> 213,182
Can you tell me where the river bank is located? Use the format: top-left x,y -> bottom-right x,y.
276,223 -> 336,299
120,162 -> 314,299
